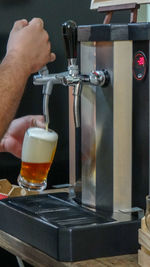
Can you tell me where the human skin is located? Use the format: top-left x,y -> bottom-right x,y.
0,115 -> 46,158
0,18 -> 56,157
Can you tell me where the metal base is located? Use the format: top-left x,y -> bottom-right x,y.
0,193 -> 141,261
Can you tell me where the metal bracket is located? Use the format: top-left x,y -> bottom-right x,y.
98,3 -> 140,24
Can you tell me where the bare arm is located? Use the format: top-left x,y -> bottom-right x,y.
0,18 -> 55,139
0,54 -> 29,139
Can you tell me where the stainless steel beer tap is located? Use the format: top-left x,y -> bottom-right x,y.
33,20 -> 82,128
33,20 -> 110,128
33,66 -> 64,126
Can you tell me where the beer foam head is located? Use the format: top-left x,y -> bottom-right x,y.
22,127 -> 58,163
28,127 -> 58,142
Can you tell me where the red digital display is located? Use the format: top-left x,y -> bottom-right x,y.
137,56 -> 145,66
133,51 -> 147,81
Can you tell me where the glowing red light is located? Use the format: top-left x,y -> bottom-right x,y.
137,56 -> 145,66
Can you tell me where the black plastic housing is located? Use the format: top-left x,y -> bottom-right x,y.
0,193 -> 141,261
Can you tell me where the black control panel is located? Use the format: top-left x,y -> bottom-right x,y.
132,41 -> 149,210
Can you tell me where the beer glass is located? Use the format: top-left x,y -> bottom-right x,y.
18,127 -> 58,191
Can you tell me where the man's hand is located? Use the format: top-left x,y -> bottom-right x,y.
6,18 -> 56,75
0,18 -> 55,140
0,115 -> 45,158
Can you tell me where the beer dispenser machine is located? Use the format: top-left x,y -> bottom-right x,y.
0,2 -> 149,262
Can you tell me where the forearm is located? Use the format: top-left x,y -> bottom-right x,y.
0,54 -> 29,139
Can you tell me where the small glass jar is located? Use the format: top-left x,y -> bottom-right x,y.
145,195 -> 150,232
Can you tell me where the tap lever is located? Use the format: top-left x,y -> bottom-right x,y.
39,65 -> 49,76
62,20 -> 77,61
33,65 -> 50,85
73,82 -> 82,128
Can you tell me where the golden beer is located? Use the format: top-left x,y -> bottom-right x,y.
18,127 -> 58,191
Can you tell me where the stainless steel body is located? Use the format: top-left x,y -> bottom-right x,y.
70,40 -> 133,212
33,22 -> 150,216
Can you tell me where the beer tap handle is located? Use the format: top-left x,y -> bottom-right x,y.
62,20 -> 81,128
62,20 -> 77,64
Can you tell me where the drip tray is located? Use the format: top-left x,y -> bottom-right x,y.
0,193 -> 140,261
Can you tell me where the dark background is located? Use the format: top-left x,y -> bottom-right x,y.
0,0 -> 129,189
0,1 -> 130,266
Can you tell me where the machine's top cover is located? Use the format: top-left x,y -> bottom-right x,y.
78,23 -> 150,42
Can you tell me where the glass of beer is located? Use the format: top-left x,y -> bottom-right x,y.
18,127 -> 58,191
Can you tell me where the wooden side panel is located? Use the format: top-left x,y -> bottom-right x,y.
138,217 -> 150,266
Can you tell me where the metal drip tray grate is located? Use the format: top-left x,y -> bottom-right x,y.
7,193 -> 113,226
